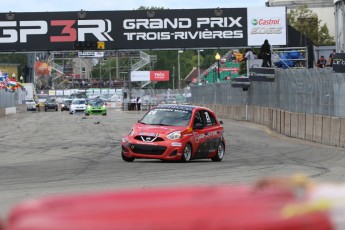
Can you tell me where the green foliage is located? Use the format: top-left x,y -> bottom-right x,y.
0,54 -> 27,76
287,5 -> 334,45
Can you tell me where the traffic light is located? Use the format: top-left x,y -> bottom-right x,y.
73,41 -> 98,50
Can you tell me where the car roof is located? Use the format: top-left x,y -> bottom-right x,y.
155,104 -> 208,112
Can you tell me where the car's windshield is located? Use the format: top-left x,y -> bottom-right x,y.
63,99 -> 72,104
72,100 -> 85,105
89,99 -> 104,107
46,98 -> 56,103
140,108 -> 192,126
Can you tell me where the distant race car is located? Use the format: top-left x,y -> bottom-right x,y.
121,104 -> 225,162
85,99 -> 107,116
25,99 -> 38,111
69,98 -> 86,114
60,98 -> 72,112
44,98 -> 58,112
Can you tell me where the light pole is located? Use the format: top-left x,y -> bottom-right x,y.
197,49 -> 203,79
177,50 -> 183,89
215,52 -> 221,82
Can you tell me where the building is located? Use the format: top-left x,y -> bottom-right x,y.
266,0 -> 335,37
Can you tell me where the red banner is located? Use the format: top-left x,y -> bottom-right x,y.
150,71 -> 170,81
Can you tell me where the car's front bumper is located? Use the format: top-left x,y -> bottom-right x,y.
121,136 -> 184,160
85,107 -> 106,115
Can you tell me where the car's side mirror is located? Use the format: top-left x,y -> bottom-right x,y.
194,123 -> 203,130
219,120 -> 223,125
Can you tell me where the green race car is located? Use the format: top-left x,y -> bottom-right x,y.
85,99 -> 107,116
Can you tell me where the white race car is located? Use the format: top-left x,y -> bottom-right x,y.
69,99 -> 86,114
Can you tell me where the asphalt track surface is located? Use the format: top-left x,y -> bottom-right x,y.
1,108 -> 345,218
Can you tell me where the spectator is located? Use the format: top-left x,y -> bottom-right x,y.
329,49 -> 336,67
130,97 -> 136,111
317,56 -> 327,68
136,97 -> 141,111
260,39 -> 271,67
244,48 -> 255,60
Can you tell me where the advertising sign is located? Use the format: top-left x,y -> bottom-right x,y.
150,71 -> 169,81
131,70 -> 169,82
0,7 -> 286,52
247,7 -> 287,46
249,67 -> 275,82
333,53 -> 345,73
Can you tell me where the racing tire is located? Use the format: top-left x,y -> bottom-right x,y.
211,142 -> 225,162
85,113 -> 89,116
45,108 -> 47,112
102,113 -> 107,116
56,108 -> 58,111
122,151 -> 135,162
181,143 -> 192,162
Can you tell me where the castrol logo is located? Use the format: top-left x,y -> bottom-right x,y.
252,18 -> 281,26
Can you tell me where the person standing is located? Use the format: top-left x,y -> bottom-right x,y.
329,49 -> 336,67
136,97 -> 141,111
260,39 -> 271,67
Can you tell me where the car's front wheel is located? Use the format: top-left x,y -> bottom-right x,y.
121,151 -> 135,162
211,142 -> 225,162
181,143 -> 192,162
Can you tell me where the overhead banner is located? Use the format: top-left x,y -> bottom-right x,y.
131,70 -> 169,82
0,7 -> 286,52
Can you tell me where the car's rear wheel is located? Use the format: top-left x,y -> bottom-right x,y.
121,151 -> 135,162
211,142 -> 225,162
181,143 -> 192,162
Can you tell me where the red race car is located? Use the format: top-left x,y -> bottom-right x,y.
121,104 -> 225,162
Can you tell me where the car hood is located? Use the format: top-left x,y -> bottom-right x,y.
131,123 -> 185,136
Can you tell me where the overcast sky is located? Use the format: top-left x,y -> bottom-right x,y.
0,0 -> 268,12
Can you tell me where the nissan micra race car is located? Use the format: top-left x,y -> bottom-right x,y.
121,104 -> 225,162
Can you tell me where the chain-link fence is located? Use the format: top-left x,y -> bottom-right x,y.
191,68 -> 345,117
0,89 -> 25,108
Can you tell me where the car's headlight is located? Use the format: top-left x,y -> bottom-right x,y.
87,105 -> 91,109
129,129 -> 134,136
166,131 -> 182,140
102,105 -> 106,108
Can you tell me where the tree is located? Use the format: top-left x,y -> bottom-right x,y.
287,5 -> 334,46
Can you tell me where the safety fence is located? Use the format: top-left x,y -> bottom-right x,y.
191,68 -> 345,117
0,89 -> 25,108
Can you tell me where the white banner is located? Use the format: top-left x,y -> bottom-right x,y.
247,7 -> 287,46
131,71 -> 150,82
78,52 -> 104,58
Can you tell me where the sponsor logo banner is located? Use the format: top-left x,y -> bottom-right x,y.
0,8 -> 247,51
249,68 -> 275,82
247,7 -> 287,46
333,53 -> 345,73
131,70 -> 169,82
150,71 -> 169,81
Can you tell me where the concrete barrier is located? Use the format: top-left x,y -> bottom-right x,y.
290,113 -> 298,138
340,118 -> 345,148
321,116 -> 331,145
330,117 -> 341,147
298,113 -> 306,140
313,115 -> 323,143
284,112 -> 291,137
199,104 -> 345,149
